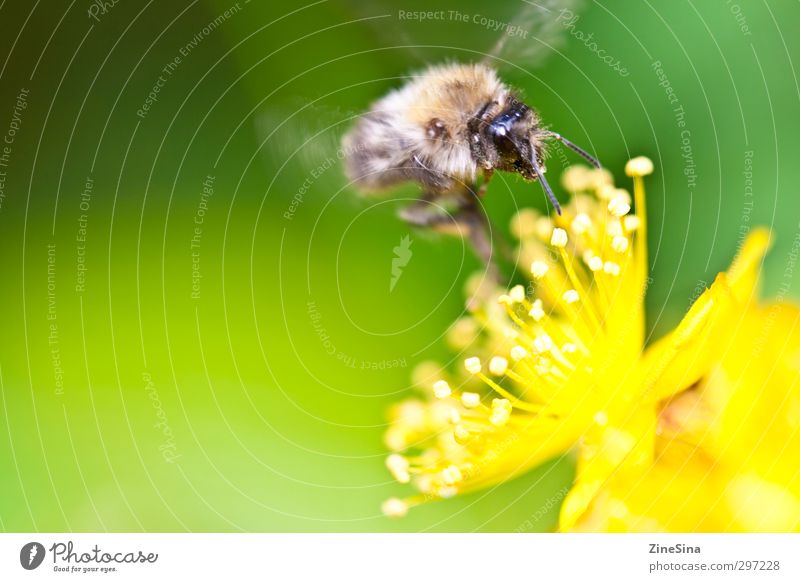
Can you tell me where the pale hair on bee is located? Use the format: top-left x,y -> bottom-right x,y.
342,61 -> 599,211
340,0 -> 595,275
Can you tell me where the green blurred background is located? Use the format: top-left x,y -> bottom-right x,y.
0,0 -> 797,532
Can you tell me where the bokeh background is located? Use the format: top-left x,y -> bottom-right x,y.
0,0 -> 798,532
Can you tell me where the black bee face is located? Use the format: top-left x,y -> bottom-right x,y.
469,95 -> 600,216
478,97 -> 561,213
486,99 -> 539,175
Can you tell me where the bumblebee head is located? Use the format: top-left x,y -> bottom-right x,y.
485,98 -> 562,212
487,99 -> 534,165
484,98 -> 601,216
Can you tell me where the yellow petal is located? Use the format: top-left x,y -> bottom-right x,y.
726,227 -> 770,304
560,412 -> 656,530
699,303 -> 800,477
560,481 -> 603,531
566,441 -> 732,531
639,273 -> 736,402
725,474 -> 800,532
638,228 -> 771,403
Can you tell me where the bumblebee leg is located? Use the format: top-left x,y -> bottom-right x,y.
451,184 -> 504,281
397,191 -> 457,230
475,169 -> 494,198
398,189 -> 501,282
456,202 -> 501,282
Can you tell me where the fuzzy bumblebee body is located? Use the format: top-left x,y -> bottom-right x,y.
343,62 -> 548,196
343,63 -> 600,238
342,62 -> 599,220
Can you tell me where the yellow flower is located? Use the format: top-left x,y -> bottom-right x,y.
381,157 -> 800,532
572,240 -> 800,531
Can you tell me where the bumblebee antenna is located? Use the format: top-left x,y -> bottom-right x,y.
546,131 -> 601,168
529,152 -> 561,215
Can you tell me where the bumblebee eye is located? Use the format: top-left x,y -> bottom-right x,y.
491,125 -> 508,137
488,114 -> 513,140
488,119 -> 518,159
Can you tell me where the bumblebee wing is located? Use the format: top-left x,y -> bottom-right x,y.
483,0 -> 585,70
339,0 -> 587,72
339,0 -> 430,66
341,108 -> 457,195
255,99 -> 357,182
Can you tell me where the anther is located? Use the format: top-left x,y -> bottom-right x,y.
529,298 -> 545,321
433,380 -> 452,399
608,196 -> 631,217
550,227 -> 568,248
571,213 -> 592,235
533,333 -> 554,353
611,235 -> 629,253
442,465 -> 463,485
461,392 -> 481,408
531,260 -> 549,279
510,345 -> 529,361
563,289 -> 580,304
625,156 -> 654,177
489,356 -> 509,375
382,497 -> 409,518
509,285 -> 526,304
386,454 -> 411,483
464,357 -> 482,374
